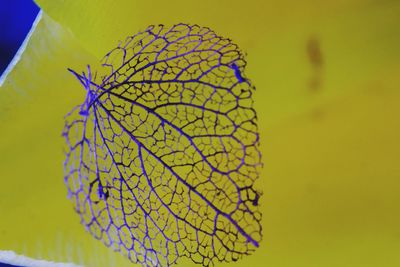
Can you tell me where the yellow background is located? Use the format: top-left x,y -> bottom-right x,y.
0,0 -> 399,266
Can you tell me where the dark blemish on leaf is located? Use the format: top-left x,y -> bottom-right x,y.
79,110 -> 89,116
253,192 -> 260,206
98,182 -> 109,200
231,63 -> 245,83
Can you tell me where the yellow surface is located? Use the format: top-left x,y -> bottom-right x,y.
0,0 -> 399,266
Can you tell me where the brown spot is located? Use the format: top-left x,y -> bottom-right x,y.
307,37 -> 323,69
306,36 -> 324,92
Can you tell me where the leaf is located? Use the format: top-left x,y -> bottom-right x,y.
63,24 -> 262,267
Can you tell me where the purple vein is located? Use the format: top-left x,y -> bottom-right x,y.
97,101 -> 259,248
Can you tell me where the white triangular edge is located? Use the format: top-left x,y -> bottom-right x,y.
0,10 -> 43,87
0,250 -> 82,267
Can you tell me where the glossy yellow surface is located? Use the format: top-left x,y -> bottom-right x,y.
0,0 -> 399,266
